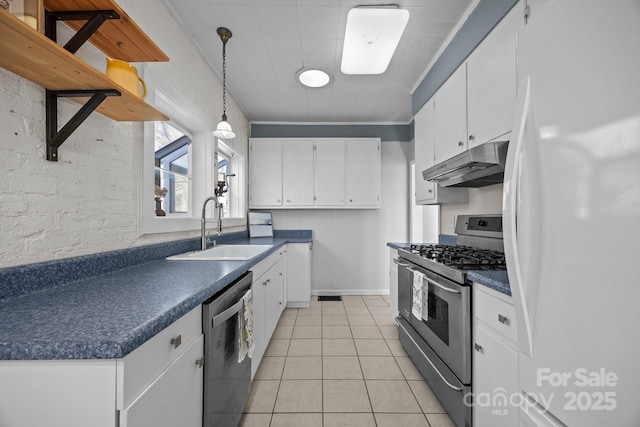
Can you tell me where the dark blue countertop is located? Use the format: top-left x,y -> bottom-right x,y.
0,232 -> 311,361
387,241 -> 511,296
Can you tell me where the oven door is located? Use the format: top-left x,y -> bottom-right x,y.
408,264 -> 471,384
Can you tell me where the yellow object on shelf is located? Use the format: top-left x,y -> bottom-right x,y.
105,57 -> 147,99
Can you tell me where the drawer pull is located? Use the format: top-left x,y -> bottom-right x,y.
498,314 -> 510,325
171,334 -> 182,349
474,343 -> 484,353
195,357 -> 205,368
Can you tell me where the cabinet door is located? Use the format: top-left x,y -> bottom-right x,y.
414,99 -> 437,203
120,335 -> 204,427
286,243 -> 312,308
249,139 -> 282,207
314,139 -> 346,206
473,325 -> 518,427
434,65 -> 467,163
467,3 -> 520,147
415,100 -> 469,205
389,249 -> 399,317
345,139 -> 381,208
264,259 -> 285,341
251,277 -> 266,380
283,140 -> 314,207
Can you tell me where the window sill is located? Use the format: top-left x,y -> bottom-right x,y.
140,215 -> 246,236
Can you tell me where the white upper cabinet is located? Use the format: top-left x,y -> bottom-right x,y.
414,99 -> 436,203
434,65 -> 468,164
283,140 -> 314,207
345,139 -> 381,207
249,139 -> 283,208
314,139 -> 345,207
415,99 -> 469,205
467,3 -> 521,147
249,138 -> 381,209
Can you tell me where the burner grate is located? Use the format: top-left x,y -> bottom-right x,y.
408,244 -> 506,270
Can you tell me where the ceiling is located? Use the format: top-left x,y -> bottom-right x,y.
164,0 -> 472,124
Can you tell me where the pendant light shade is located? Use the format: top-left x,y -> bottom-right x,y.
213,27 -> 235,140
213,120 -> 236,139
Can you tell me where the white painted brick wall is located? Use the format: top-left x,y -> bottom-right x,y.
0,0 -> 249,268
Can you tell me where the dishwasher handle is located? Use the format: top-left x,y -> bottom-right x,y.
212,298 -> 244,328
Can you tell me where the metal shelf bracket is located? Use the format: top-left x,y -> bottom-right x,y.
42,9 -> 122,161
45,10 -> 120,53
46,89 -> 120,161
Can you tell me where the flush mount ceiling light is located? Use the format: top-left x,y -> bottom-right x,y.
297,69 -> 331,88
341,5 -> 410,75
213,27 -> 235,140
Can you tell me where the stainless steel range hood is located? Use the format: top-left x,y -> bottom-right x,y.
422,140 -> 508,188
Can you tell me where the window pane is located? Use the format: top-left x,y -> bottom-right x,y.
155,122 -> 191,214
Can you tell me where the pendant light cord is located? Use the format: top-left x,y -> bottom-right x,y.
222,38 -> 227,121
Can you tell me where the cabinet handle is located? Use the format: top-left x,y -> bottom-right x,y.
349,199 -> 353,202
474,343 -> 483,353
171,335 -> 182,349
195,357 -> 205,368
498,314 -> 510,325
468,134 -> 475,140
277,199 -> 281,203
428,189 -> 433,193
458,141 -> 464,147
286,199 -> 291,202
279,272 -> 283,276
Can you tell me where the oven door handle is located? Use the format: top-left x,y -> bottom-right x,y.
424,277 -> 461,294
404,267 -> 462,294
393,258 -> 411,267
396,319 -> 464,392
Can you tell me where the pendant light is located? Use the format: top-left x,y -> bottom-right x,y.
213,27 -> 236,140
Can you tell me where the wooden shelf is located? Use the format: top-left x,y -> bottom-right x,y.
0,8 -> 167,121
43,0 -> 168,62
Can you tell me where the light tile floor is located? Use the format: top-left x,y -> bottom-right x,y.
241,295 -> 455,427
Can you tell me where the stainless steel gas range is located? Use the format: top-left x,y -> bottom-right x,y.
395,214 -> 505,427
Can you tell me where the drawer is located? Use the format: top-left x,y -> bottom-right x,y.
117,305 -> 202,409
474,286 -> 517,344
251,247 -> 284,280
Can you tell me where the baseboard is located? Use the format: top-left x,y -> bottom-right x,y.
312,290 -> 390,296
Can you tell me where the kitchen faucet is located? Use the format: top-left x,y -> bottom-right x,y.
201,196 -> 223,250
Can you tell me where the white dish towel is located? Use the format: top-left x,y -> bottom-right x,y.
412,270 -> 426,320
238,289 -> 255,363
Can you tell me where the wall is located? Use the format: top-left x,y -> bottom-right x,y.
440,184 -> 503,234
0,0 -> 248,268
270,141 -> 410,295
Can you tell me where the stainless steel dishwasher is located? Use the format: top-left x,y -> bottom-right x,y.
202,271 -> 253,427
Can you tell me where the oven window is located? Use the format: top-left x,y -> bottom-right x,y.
423,291 -> 449,345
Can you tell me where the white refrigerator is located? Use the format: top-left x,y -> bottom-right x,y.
503,0 -> 640,425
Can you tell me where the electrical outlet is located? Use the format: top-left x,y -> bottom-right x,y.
448,215 -> 456,229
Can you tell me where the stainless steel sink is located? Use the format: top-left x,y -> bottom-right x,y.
167,244 -> 273,261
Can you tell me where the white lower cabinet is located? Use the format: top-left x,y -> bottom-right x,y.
250,250 -> 285,379
119,335 -> 204,427
388,248 -> 398,318
0,306 -> 204,427
473,285 -> 519,427
286,243 -> 312,308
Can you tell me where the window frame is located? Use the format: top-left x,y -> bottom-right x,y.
139,67 -> 246,236
215,139 -> 246,226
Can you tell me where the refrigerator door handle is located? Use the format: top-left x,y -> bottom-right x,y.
504,77 -> 534,357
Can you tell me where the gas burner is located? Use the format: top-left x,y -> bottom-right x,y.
407,244 -> 506,271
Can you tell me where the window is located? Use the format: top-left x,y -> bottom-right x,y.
216,140 -> 245,220
140,67 -> 246,235
155,122 -> 191,214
